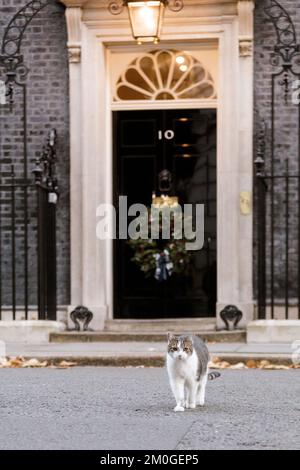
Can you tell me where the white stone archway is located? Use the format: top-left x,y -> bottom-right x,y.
60,0 -> 255,330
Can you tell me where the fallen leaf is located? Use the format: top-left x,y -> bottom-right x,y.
9,357 -> 25,367
22,359 -> 48,368
262,364 -> 290,370
230,362 -> 247,369
209,363 -> 222,369
211,356 -> 221,364
246,360 -> 255,368
0,357 -> 11,367
258,360 -> 271,369
220,361 -> 231,368
58,360 -> 77,368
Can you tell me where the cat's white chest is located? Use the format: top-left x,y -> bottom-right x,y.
167,352 -> 198,380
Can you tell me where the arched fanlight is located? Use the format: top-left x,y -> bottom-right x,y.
108,1 -> 184,44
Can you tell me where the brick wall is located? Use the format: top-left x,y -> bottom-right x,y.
254,0 -> 300,301
0,0 -> 70,308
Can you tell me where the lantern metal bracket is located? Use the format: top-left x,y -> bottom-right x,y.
108,0 -> 183,16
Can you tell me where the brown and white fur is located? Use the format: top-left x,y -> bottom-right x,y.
166,333 -> 220,412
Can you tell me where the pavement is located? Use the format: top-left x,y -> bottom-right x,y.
0,367 -> 299,450
3,341 -> 297,366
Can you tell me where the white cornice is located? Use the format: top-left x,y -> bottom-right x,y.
84,15 -> 235,32
80,0 -> 245,6
59,0 -> 256,29
60,0 -> 247,14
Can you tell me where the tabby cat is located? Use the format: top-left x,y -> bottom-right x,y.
166,333 -> 220,412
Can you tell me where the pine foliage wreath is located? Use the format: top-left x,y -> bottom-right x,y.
127,209 -> 193,281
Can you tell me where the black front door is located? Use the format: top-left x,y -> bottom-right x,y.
113,109 -> 217,318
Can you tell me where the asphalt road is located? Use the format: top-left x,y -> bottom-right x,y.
0,367 -> 299,450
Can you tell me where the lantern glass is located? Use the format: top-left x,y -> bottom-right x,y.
126,1 -> 165,43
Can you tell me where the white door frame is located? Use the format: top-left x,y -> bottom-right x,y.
61,0 -> 255,329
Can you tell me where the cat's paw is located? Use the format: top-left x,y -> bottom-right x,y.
197,400 -> 205,407
174,405 -> 185,412
186,402 -> 196,409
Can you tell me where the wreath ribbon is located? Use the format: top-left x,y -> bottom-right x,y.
154,250 -> 173,282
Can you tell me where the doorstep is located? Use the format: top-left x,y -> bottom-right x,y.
49,330 -> 246,343
104,318 -> 216,332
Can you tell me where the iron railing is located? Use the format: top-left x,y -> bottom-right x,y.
255,1 -> 300,320
0,129 -> 58,320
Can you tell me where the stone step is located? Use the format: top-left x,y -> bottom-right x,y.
104,318 -> 216,333
49,330 -> 246,343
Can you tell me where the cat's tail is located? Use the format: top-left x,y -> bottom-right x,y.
208,371 -> 221,380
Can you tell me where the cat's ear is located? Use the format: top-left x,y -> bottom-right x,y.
167,332 -> 174,342
185,335 -> 194,343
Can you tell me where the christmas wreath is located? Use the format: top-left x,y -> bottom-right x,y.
127,209 -> 193,282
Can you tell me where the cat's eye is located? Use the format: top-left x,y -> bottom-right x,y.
183,347 -> 190,352
171,347 -> 178,352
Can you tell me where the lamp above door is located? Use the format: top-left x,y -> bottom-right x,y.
108,1 -> 184,44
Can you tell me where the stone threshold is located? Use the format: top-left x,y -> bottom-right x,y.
104,318 -> 217,332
